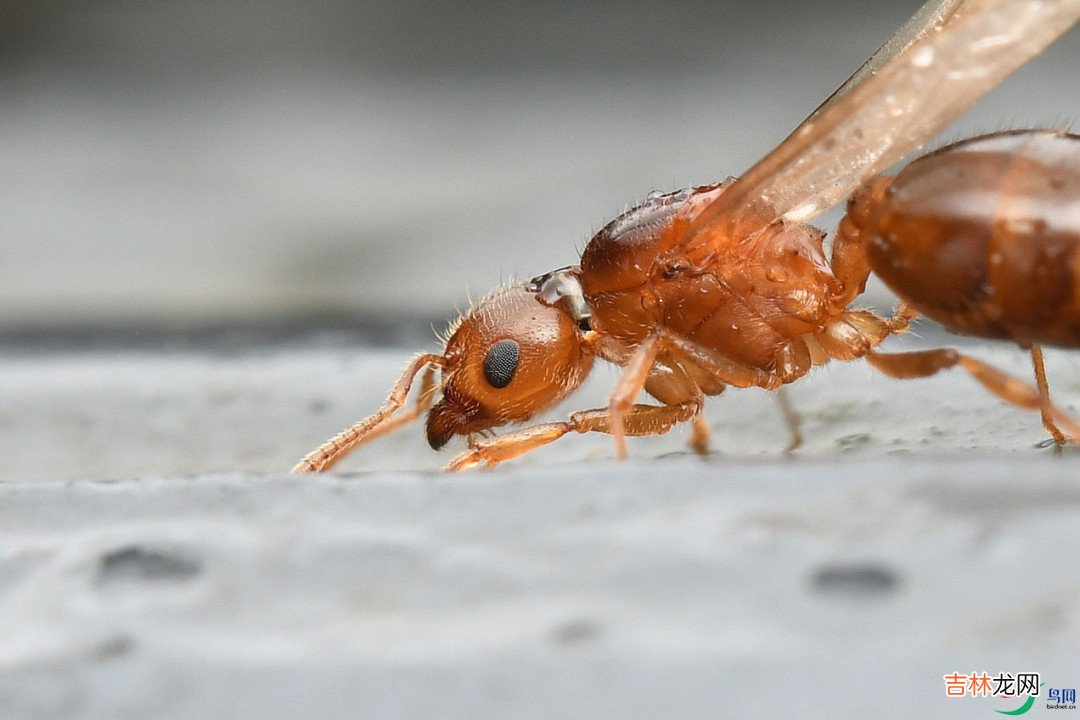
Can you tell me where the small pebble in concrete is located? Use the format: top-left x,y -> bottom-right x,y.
810,563 -> 899,599
550,618 -> 602,645
97,546 -> 202,584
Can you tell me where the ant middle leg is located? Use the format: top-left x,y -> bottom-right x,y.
865,347 -> 1080,442
658,330 -> 818,452
607,330 -> 778,461
607,330 -> 818,460
774,387 -> 803,452
644,357 -> 719,456
690,413 -> 711,455
657,330 -> 793,390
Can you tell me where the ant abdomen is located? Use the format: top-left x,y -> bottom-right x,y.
852,130 -> 1080,348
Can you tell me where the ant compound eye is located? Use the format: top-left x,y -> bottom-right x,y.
482,339 -> 520,389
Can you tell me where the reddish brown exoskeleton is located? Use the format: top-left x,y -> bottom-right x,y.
294,0 -> 1080,472
839,129 -> 1080,444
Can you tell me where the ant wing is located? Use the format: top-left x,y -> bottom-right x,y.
681,0 -> 1080,247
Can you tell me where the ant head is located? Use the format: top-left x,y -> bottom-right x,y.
426,270 -> 594,450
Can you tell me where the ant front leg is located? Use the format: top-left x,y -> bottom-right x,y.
865,347 -> 1080,443
446,402 -> 700,471
608,334 -> 662,460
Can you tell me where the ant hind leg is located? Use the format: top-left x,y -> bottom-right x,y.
865,347 -> 1080,444
1030,345 -> 1068,450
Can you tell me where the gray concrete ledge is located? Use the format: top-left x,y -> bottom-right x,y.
1,459 -> 1079,719
2,341 -> 1079,718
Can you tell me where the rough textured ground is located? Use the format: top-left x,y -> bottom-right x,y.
2,340 -> 1079,718
2,461 -> 1078,720
3,337 -> 1080,482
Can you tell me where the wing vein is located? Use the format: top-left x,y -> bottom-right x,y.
682,0 -> 1080,250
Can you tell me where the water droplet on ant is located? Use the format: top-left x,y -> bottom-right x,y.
1002,217 -> 1046,236
885,95 -> 904,118
911,47 -> 934,68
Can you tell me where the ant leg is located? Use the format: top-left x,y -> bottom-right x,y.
659,330 -> 819,449
865,348 -> 1080,442
1030,345 -> 1067,448
815,305 -> 916,361
886,303 -> 918,333
657,330 -> 783,389
609,330 -> 814,459
293,355 -> 442,473
448,423 -> 568,471
608,334 -> 661,460
690,413 -> 711,455
774,387 -> 803,452
446,402 -> 699,471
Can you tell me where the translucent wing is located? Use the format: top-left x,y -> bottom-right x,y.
683,0 -> 1080,246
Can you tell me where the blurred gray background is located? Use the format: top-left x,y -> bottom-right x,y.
2,0 -> 1076,336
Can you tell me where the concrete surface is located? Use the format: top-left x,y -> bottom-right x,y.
3,335 -> 1080,482
1,460 -> 1078,719
2,336 -> 1079,718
